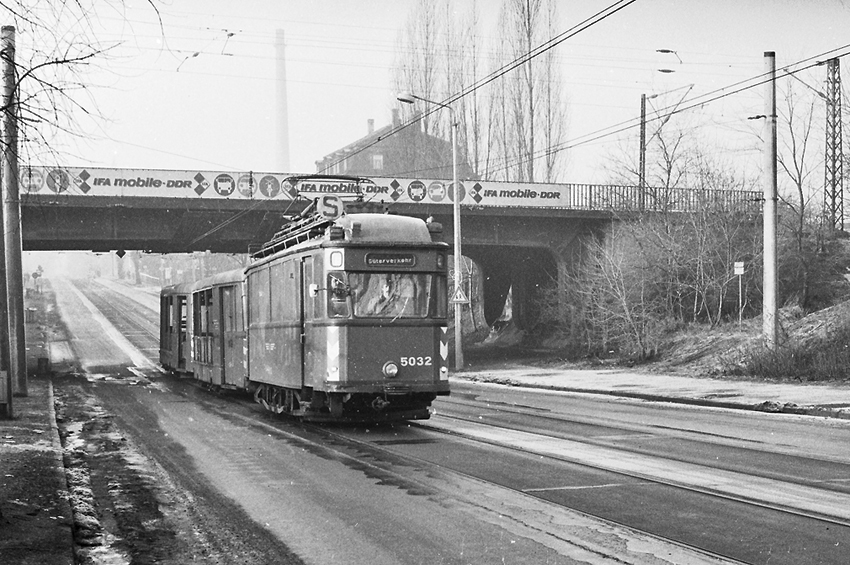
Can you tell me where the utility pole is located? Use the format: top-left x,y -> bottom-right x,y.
639,93 -> 646,209
0,26 -> 15,416
823,58 -> 843,230
763,51 -> 778,351
2,27 -> 25,398
638,84 -> 692,210
397,91 -> 465,370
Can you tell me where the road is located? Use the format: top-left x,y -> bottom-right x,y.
49,277 -> 850,564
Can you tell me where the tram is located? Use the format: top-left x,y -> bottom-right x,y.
161,180 -> 450,421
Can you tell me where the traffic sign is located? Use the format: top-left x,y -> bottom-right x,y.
450,286 -> 469,304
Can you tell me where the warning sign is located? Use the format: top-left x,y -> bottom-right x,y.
450,286 -> 469,304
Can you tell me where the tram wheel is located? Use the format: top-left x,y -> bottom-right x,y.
329,393 -> 344,418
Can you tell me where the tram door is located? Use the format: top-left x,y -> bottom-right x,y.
300,256 -> 312,389
177,296 -> 187,370
219,284 -> 244,387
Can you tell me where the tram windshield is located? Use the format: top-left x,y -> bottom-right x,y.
348,272 -> 434,318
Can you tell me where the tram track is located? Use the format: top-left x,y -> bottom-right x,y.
177,391 -> 743,565
277,417 -> 747,564
63,277 -> 850,564
306,401 -> 850,564
73,279 -> 161,359
434,393 -> 850,490
419,412 -> 850,526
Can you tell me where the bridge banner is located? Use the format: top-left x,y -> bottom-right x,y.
19,167 -> 571,209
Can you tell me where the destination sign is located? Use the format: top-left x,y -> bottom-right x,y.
365,253 -> 416,267
19,166 -> 573,209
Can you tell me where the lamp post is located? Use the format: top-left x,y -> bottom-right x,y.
397,91 -> 463,369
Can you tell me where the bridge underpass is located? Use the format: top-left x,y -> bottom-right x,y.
19,166 -> 758,342
22,194 -> 604,337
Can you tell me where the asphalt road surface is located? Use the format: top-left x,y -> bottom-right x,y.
49,277 -> 850,564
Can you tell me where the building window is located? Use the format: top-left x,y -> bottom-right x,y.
371,154 -> 384,170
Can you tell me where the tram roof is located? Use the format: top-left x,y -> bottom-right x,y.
334,213 -> 434,244
160,267 -> 245,297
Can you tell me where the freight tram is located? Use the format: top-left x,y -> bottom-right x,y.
160,193 -> 451,421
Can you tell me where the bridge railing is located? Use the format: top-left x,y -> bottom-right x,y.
567,184 -> 762,213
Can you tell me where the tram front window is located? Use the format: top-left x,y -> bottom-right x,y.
350,272 -> 431,318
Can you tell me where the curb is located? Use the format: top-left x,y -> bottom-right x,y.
454,376 -> 850,421
46,379 -> 76,559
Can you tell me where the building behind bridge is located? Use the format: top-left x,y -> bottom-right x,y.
315,109 -> 476,181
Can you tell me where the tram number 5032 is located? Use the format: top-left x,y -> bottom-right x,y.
400,356 -> 432,367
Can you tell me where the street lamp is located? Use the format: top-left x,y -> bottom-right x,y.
397,90 -> 463,369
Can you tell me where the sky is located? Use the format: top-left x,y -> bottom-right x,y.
10,0 -> 850,184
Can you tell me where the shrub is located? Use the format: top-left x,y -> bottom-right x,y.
729,326 -> 850,381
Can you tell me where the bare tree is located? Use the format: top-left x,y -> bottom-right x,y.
775,79 -> 826,309
392,0 -> 568,182
1,1 -> 160,165
539,0 -> 566,182
543,147 -> 761,359
393,0 -> 442,138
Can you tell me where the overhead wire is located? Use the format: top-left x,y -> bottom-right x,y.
484,42 -> 850,178
189,1 -> 641,239
125,2 -> 850,242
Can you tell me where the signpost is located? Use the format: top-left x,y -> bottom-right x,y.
734,261 -> 745,326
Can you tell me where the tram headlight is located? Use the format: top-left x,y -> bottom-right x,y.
382,361 -> 399,378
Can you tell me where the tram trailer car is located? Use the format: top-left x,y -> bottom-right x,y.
160,211 -> 450,422
160,280 -> 193,374
160,269 -> 247,388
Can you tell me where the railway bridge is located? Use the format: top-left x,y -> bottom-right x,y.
19,166 -> 759,333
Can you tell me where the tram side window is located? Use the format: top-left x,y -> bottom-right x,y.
161,296 -> 172,350
161,296 -> 172,334
222,286 -> 239,332
327,272 -> 349,318
192,291 -> 203,336
283,260 -> 297,320
249,268 -> 271,325
192,288 -> 213,365
179,296 -> 187,331
203,290 -> 212,335
432,275 -> 447,318
302,256 -> 324,320
194,289 -> 213,336
312,257 -> 324,319
269,263 -> 287,322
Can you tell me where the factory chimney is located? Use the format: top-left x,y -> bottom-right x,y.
275,29 -> 291,172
